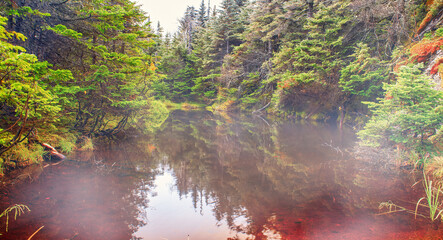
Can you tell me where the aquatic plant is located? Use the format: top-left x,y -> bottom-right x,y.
379,171 -> 443,228
378,201 -> 427,218
27,226 -> 44,240
415,172 -> 443,224
0,204 -> 30,233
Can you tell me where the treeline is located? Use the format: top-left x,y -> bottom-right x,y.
0,0 -> 441,172
0,0 -> 167,170
156,0 -> 417,115
155,0 -> 442,157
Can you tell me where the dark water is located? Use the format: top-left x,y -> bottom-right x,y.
0,110 -> 440,239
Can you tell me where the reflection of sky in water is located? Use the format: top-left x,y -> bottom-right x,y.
135,168 -> 249,240
1,111 -> 440,240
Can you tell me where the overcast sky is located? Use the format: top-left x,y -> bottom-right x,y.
136,0 -> 223,33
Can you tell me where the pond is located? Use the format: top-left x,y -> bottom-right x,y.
0,110 -> 440,239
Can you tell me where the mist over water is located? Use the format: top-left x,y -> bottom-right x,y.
0,110 -> 436,239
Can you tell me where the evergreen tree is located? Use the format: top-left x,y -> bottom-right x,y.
216,0 -> 242,55
235,0 -> 248,7
270,1 -> 352,116
198,0 -> 208,27
0,15 -> 74,156
157,21 -> 164,38
359,64 -> 443,154
339,43 -> 389,99
179,6 -> 198,52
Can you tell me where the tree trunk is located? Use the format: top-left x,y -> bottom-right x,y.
307,0 -> 314,18
7,15 -> 13,31
92,35 -> 97,64
226,38 -> 230,55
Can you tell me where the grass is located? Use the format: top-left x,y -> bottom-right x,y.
415,172 -> 443,223
79,137 -> 94,151
0,204 -> 30,233
378,171 -> 443,228
8,143 -> 44,167
426,156 -> 443,179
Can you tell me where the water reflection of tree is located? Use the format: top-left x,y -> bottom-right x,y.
73,136 -> 160,239
152,110 -> 415,239
150,112 -> 321,237
1,111 -> 415,239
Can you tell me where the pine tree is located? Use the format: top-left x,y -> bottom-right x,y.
217,0 -> 241,55
198,0 -> 208,27
157,21 -> 164,38
179,6 -> 198,52
339,43 -> 388,99
270,1 -> 352,115
359,64 -> 443,153
235,0 -> 247,7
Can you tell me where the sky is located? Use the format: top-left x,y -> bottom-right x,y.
135,0 -> 223,33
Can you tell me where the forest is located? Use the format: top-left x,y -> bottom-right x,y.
0,0 -> 442,238
0,0 -> 442,201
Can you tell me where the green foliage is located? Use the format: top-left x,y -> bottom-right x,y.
39,0 -> 162,135
58,133 -> 77,153
46,24 -> 83,40
339,43 -> 388,98
358,64 -> 443,153
0,15 -> 73,161
8,143 -> 44,165
192,74 -> 220,100
268,1 -> 354,113
435,27 -> 443,37
0,0 -> 167,172
7,6 -> 50,18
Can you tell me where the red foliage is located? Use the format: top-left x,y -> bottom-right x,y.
417,13 -> 434,34
427,0 -> 435,6
410,37 -> 443,63
430,57 -> 443,74
385,92 -> 393,100
278,78 -> 295,89
417,0 -> 443,34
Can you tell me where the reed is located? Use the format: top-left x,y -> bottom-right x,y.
415,172 -> 443,223
379,171 -> 443,228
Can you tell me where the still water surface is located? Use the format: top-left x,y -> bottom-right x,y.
0,110 -> 440,239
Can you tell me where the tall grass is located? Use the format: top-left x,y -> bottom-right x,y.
415,172 -> 443,223
379,171 -> 443,228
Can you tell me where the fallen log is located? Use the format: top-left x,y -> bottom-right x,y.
41,143 -> 66,161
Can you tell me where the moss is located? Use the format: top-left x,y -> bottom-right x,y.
7,143 -> 45,167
